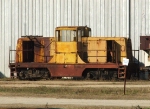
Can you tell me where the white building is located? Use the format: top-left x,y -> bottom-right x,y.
0,0 -> 149,77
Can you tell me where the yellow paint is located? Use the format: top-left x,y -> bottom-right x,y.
56,54 -> 64,63
49,54 -> 56,63
88,57 -> 106,63
64,53 -> 76,63
49,38 -> 55,56
81,37 -> 128,63
49,53 -> 76,63
16,38 -> 35,63
15,34 -> 129,64
77,55 -> 85,63
16,39 -> 23,62
56,42 -> 77,53
49,41 -> 85,64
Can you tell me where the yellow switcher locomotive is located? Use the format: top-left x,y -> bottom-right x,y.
9,26 -> 134,80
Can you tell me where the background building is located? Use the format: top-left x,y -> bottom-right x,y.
0,0 -> 149,77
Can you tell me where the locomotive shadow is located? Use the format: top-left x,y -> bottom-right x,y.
128,56 -> 145,80
0,71 -> 5,78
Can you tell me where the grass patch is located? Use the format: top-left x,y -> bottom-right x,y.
0,86 -> 150,100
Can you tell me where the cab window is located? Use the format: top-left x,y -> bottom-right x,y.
78,30 -> 82,42
56,30 -> 76,42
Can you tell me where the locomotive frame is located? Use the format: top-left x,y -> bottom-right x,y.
9,26 -> 138,80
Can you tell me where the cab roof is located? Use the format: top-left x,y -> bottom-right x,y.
55,26 -> 91,30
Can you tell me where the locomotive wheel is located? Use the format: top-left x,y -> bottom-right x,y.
18,71 -> 25,80
85,72 -> 91,80
84,71 -> 99,80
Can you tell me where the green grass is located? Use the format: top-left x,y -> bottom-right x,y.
0,86 -> 150,100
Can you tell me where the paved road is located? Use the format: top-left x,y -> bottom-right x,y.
0,96 -> 150,107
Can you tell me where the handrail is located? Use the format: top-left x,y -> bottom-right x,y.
9,49 -> 52,63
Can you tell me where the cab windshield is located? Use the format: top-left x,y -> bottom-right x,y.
55,27 -> 91,42
56,30 -> 76,42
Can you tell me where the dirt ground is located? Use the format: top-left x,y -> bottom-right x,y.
0,80 -> 150,88
0,80 -> 150,108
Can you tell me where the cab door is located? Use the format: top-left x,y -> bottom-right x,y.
22,41 -> 34,62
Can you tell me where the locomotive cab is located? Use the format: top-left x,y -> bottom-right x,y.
55,26 -> 91,42
49,26 -> 91,64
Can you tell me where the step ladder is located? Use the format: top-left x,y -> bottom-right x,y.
118,65 -> 126,79
9,63 -> 17,78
